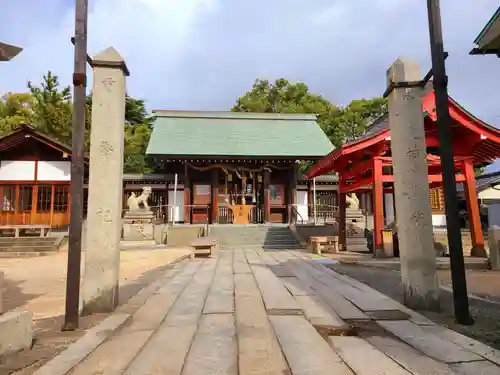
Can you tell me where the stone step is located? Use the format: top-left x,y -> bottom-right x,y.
0,245 -> 57,252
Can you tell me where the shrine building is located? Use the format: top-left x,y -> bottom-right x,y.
0,114 -> 337,228
145,111 -> 334,225
305,90 -> 500,256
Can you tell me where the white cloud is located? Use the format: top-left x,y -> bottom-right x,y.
1,0 -> 499,125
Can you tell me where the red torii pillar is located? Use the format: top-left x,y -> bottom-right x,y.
462,159 -> 486,257
372,158 -> 384,253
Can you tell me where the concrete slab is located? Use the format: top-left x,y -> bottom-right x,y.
269,315 -> 354,375
328,336 -> 412,375
0,310 -> 33,357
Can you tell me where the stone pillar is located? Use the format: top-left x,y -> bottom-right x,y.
373,158 -> 384,254
338,192 -> 346,251
387,57 -> 439,310
263,169 -> 271,223
488,226 -> 500,270
82,47 -> 128,314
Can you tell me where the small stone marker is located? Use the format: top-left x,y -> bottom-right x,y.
387,57 -> 440,311
81,46 -> 128,314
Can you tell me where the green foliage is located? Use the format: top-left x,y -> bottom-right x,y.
233,79 -> 387,173
0,71 -> 154,174
28,71 -> 73,145
0,92 -> 34,132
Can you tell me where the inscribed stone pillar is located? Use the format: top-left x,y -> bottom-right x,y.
387,57 -> 440,311
81,47 -> 128,314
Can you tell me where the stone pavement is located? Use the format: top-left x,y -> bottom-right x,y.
33,249 -> 500,375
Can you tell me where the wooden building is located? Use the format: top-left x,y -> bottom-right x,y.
470,6 -> 500,57
306,90 -> 500,254
145,111 -> 334,225
0,125 -> 87,228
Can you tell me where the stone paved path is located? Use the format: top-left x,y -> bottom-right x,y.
33,249 -> 500,375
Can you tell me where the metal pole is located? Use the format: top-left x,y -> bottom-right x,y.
313,177 -> 317,225
63,0 -> 88,331
426,0 -> 473,325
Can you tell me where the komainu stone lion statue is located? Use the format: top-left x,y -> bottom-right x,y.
127,186 -> 152,211
345,193 -> 360,209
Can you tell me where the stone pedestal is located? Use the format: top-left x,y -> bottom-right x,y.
387,57 -> 439,311
488,226 -> 500,270
81,47 -> 128,315
338,208 -> 369,252
122,210 -> 155,242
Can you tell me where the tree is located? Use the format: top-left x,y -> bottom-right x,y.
233,79 -> 388,172
28,71 -> 73,145
0,92 -> 34,133
336,98 -> 387,142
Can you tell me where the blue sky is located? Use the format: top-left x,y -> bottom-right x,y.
1,0 -> 499,127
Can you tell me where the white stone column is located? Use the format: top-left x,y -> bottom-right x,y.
387,57 -> 439,310
81,47 -> 128,314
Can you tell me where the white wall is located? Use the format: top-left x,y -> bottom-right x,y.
168,190 -> 184,222
0,161 -> 35,181
37,161 -> 71,181
479,186 -> 500,200
296,190 -> 309,221
384,193 -> 395,225
432,214 -> 446,227
488,203 -> 500,227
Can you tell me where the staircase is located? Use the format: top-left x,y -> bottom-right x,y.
0,236 -> 62,257
209,225 -> 302,250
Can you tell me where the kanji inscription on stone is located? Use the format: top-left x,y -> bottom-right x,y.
102,77 -> 116,92
100,140 -> 114,156
96,208 -> 112,223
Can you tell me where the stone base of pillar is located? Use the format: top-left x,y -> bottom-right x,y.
470,246 -> 487,258
403,289 -> 441,312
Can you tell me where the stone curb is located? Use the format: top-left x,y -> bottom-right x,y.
338,258 -> 489,270
32,252 -> 191,375
32,313 -> 131,375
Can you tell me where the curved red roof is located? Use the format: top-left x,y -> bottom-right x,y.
306,91 -> 500,179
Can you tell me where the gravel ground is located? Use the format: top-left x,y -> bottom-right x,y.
327,263 -> 500,350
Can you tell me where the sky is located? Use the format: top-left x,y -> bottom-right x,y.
1,0 -> 499,127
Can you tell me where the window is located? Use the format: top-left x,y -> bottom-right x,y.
19,185 -> 33,212
430,187 -> 444,211
270,185 -> 284,204
195,185 -> 210,195
54,186 -> 69,212
1,186 -> 16,212
37,185 -> 52,213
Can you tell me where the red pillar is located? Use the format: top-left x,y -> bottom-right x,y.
263,169 -> 271,223
338,190 -> 346,251
463,160 -> 486,257
373,158 -> 384,254
184,163 -> 191,224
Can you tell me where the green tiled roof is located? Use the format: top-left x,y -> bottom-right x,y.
146,111 -> 334,158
